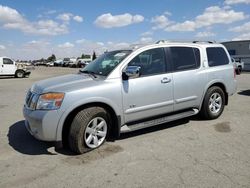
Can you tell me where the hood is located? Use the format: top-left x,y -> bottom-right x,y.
31,73 -> 101,94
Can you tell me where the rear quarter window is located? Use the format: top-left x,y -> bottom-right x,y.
206,47 -> 229,67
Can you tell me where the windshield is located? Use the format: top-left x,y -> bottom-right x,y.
80,50 -> 132,76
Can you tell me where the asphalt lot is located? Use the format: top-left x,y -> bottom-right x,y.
0,67 -> 250,188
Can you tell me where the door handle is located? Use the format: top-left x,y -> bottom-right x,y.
161,77 -> 171,83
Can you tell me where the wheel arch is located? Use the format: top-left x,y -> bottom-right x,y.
200,81 -> 228,110
60,102 -> 121,147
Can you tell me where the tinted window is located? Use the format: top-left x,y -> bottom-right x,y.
207,47 -> 229,67
169,47 -> 200,71
128,48 -> 166,76
3,58 -> 14,65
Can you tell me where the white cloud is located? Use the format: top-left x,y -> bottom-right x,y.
195,6 -> 246,27
225,0 -> 250,5
0,5 -> 24,23
229,21 -> 250,32
229,22 -> 250,41
151,15 -> 172,30
141,31 -> 153,37
73,15 -> 83,22
0,6 -> 83,36
164,11 -> 172,16
162,6 -> 247,32
75,39 -> 86,44
140,37 -> 153,44
57,13 -> 73,22
165,21 -> 196,31
0,45 -> 6,50
0,5 -> 70,36
195,31 -> 216,38
58,42 -> 74,48
57,13 -> 83,23
94,13 -> 144,28
232,32 -> 250,40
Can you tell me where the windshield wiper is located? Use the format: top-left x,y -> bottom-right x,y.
79,70 -> 97,78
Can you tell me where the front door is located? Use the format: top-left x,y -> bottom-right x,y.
122,47 -> 174,123
1,58 -> 16,75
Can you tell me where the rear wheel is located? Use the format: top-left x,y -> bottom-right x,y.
15,70 -> 24,78
68,107 -> 110,154
200,86 -> 225,120
238,66 -> 242,75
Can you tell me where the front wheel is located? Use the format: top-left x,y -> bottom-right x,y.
15,70 -> 25,78
200,86 -> 225,120
68,107 -> 110,154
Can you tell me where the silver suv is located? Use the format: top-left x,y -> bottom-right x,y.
23,41 -> 237,154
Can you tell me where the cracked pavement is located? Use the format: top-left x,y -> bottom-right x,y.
0,67 -> 250,188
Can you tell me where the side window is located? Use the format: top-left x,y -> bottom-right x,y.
3,58 -> 14,65
128,48 -> 166,76
169,47 -> 200,72
206,47 -> 229,67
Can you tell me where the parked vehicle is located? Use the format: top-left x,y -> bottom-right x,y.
231,57 -> 244,75
68,58 -> 77,68
46,61 -> 54,67
54,59 -> 63,67
77,59 -> 91,68
23,41 -> 237,154
0,56 -> 31,78
62,58 -> 71,67
34,61 -> 47,66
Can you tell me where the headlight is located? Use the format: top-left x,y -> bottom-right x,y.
36,92 -> 65,110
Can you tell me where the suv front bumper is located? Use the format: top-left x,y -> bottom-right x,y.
23,106 -> 61,141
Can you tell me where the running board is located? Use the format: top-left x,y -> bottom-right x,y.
120,108 -> 199,133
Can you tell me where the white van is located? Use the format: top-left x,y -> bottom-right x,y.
0,57 -> 31,78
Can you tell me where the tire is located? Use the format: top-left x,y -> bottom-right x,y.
200,86 -> 225,120
238,67 -> 242,75
68,107 -> 110,154
15,70 -> 25,78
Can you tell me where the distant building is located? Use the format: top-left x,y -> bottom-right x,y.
222,40 -> 250,71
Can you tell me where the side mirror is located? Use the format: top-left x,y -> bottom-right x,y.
123,66 -> 141,79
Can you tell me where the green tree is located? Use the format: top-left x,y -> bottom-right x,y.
47,54 -> 56,62
81,53 -> 85,59
92,51 -> 96,60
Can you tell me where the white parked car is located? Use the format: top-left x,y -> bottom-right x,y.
46,61 -> 54,67
68,58 -> 77,68
0,56 -> 31,78
231,57 -> 244,75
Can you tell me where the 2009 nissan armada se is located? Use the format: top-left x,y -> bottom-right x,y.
23,41 -> 237,154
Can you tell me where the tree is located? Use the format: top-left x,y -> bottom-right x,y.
47,54 -> 56,62
92,51 -> 96,60
81,53 -> 85,59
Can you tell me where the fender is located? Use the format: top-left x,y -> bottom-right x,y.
55,97 -> 123,141
199,79 -> 228,110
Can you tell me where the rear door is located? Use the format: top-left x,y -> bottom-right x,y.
2,58 -> 16,75
167,46 -> 207,111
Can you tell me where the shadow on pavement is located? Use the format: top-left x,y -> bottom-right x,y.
8,120 -> 56,155
8,118 -> 190,155
238,90 -> 250,96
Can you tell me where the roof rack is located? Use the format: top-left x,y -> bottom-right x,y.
192,40 -> 216,44
155,40 -> 217,44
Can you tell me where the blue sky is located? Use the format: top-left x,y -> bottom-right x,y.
0,0 -> 250,60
